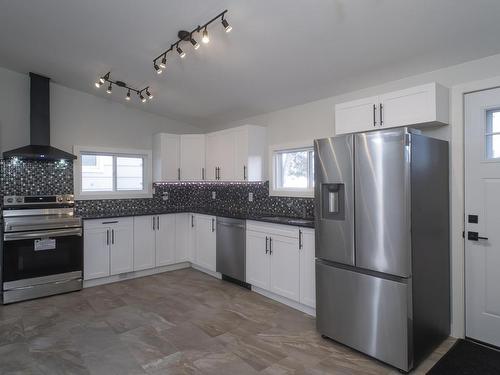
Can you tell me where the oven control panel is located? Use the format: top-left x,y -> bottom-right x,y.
3,194 -> 74,207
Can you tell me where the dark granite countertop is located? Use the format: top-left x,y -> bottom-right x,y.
78,209 -> 315,228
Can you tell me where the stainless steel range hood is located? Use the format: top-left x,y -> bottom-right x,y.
2,73 -> 77,161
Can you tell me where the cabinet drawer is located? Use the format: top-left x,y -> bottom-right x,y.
84,217 -> 133,229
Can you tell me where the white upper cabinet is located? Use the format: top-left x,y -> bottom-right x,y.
206,130 -> 235,181
180,135 -> 206,181
153,133 -> 180,181
335,83 -> 449,135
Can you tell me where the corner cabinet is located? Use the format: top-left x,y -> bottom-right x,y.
245,221 -> 316,309
335,83 -> 449,135
84,217 -> 134,280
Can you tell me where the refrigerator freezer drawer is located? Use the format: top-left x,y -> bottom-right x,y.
316,261 -> 411,371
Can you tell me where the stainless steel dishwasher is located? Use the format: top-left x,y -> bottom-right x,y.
216,217 -> 247,285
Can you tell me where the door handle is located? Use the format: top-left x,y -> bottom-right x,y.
269,237 -> 273,254
298,229 -> 303,249
178,168 -> 181,181
153,216 -> 156,231
191,215 -> 194,227
214,167 -> 218,180
202,167 -> 205,180
111,229 -> 115,245
157,216 -> 160,231
211,218 -> 215,232
373,104 -> 377,127
106,229 -> 109,246
265,236 -> 269,254
468,231 -> 488,241
243,165 -> 247,180
379,103 -> 383,126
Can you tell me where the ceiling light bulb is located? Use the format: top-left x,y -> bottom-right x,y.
95,81 -> 102,88
191,38 -> 200,50
159,56 -> 167,69
140,93 -> 146,103
106,84 -> 112,94
177,46 -> 186,58
146,89 -> 153,100
222,19 -> 232,33
202,28 -> 210,44
126,90 -> 131,101
99,77 -> 105,84
154,63 -> 163,74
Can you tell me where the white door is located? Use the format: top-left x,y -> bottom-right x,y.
246,230 -> 270,290
299,228 -> 316,308
156,214 -> 176,266
269,234 -> 300,302
465,87 -> 500,347
335,96 -> 379,135
83,227 -> 110,280
133,216 -> 156,271
180,135 -> 206,180
195,215 -> 216,271
163,134 -> 181,181
175,213 -> 191,262
110,223 -> 134,275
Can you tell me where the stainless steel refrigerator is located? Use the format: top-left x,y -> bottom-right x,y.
314,128 -> 450,372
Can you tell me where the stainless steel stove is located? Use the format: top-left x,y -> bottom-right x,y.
2,195 -> 83,304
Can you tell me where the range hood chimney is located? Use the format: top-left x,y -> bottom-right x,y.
2,73 -> 77,161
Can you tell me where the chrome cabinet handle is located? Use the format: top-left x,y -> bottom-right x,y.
379,103 -> 383,126
178,168 -> 181,181
191,215 -> 194,227
157,216 -> 160,230
269,237 -> 273,254
211,218 -> 215,232
202,167 -> 205,180
243,165 -> 247,180
106,229 -> 109,246
153,216 -> 156,231
298,229 -> 303,249
214,167 -> 218,180
102,221 -> 118,224
373,104 -> 377,126
111,229 -> 115,245
265,236 -> 269,254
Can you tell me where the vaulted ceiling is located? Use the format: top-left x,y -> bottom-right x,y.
1,0 -> 500,129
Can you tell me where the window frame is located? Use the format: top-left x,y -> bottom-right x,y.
269,142 -> 314,198
74,145 -> 152,200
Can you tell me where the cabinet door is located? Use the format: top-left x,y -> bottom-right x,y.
217,131 -> 236,181
234,127 -> 249,181
335,96 -> 379,135
379,83 -> 437,129
245,230 -> 270,290
156,214 -> 176,266
299,229 -> 316,308
84,227 -> 110,280
159,134 -> 180,181
110,223 -> 134,275
180,135 -> 206,180
269,234 -> 300,301
133,216 -> 156,271
175,213 -> 192,262
194,215 -> 216,271
205,133 -> 220,180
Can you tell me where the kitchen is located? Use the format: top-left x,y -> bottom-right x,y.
1,1 -> 500,374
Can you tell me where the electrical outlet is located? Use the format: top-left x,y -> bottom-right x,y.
248,192 -> 254,202
162,192 -> 169,201
212,191 -> 216,199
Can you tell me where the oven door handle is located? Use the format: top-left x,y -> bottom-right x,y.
4,228 -> 83,241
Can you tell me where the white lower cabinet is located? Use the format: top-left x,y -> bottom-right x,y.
84,217 -> 134,280
156,214 -> 176,266
246,221 -> 315,309
175,213 -> 193,263
193,214 -> 217,272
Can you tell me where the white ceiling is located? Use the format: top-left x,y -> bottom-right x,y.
1,0 -> 500,129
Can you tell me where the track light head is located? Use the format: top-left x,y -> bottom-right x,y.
190,38 -> 200,50
106,83 -> 112,94
99,77 -> 105,84
159,55 -> 167,69
95,81 -> 102,88
202,27 -> 210,44
146,89 -> 153,100
140,93 -> 146,103
126,90 -> 131,101
154,63 -> 163,74
176,46 -> 186,58
222,18 -> 232,33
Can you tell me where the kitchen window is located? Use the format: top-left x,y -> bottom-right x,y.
270,143 -> 314,197
74,146 -> 152,199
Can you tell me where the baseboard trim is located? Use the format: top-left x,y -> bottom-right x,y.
83,262 -> 191,288
252,286 -> 316,316
191,264 -> 222,279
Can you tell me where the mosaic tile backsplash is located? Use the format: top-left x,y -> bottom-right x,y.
0,160 -> 314,219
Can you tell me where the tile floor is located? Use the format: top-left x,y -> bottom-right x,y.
0,268 -> 454,374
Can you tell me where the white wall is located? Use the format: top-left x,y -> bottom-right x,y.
0,67 -> 201,154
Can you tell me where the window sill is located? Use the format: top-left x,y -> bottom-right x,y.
269,189 -> 314,198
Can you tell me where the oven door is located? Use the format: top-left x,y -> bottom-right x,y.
3,227 -> 83,283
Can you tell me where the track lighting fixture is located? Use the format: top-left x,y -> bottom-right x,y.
152,10 -> 230,75
202,27 -> 210,44
94,72 -> 153,103
176,45 -> 186,58
190,38 -> 200,50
